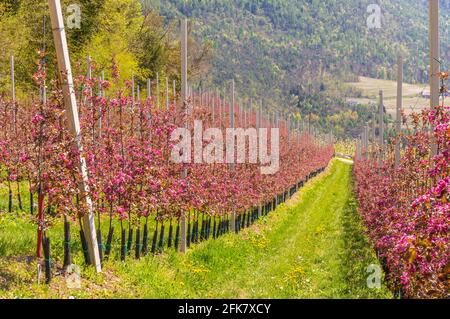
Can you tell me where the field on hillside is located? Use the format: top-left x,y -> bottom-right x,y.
345,76 -> 433,116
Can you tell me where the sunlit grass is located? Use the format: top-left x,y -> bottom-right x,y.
0,160 -> 392,298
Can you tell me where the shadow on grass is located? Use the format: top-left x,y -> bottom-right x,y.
0,256 -> 36,290
338,194 -> 393,299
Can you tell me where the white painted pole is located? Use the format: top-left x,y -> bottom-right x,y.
48,0 -> 101,272
395,56 -> 403,168
180,19 -> 188,253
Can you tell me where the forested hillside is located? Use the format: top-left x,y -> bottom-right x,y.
0,0 -> 448,137
147,0 -> 449,135
0,0 -> 212,95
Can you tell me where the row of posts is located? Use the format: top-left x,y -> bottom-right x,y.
356,1 -> 441,167
11,0 -> 338,272
355,56 -> 402,167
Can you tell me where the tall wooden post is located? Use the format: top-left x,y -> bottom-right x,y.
364,124 -> 369,160
10,55 -> 15,101
395,56 -> 403,168
10,55 -> 16,131
40,69 -> 47,104
355,138 -> 360,161
379,90 -> 384,164
156,72 -> 160,109
101,71 -> 105,98
147,79 -> 151,99
429,0 -> 439,155
429,0 -> 440,109
131,73 -> 135,103
212,91 -> 216,123
48,0 -> 101,272
173,80 -> 176,105
165,77 -> 169,110
37,55 -> 46,257
179,19 -> 188,253
371,115 -> 376,159
230,79 -> 236,233
258,100 -> 263,129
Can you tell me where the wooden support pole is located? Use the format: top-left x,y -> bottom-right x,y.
237,97 -> 240,126
131,73 -> 135,103
48,0 -> 101,272
10,55 -> 16,131
379,90 -> 384,164
98,72 -> 103,135
212,91 -> 216,123
364,124 -> 369,160
10,55 -> 15,101
371,116 -> 376,160
356,138 -> 361,161
257,101 -> 262,129
101,71 -> 105,97
429,0 -> 440,109
230,79 -> 236,233
173,80 -> 176,105
156,72 -> 160,109
165,77 -> 169,110
179,18 -> 188,253
147,79 -> 151,99
429,0 -> 439,155
243,105 -> 247,129
395,55 -> 403,168
230,80 -> 235,132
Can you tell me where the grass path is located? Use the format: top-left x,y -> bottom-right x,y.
114,159 -> 392,298
0,159 -> 392,298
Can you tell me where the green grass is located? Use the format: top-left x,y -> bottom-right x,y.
0,159 -> 392,298
0,180 -> 32,214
